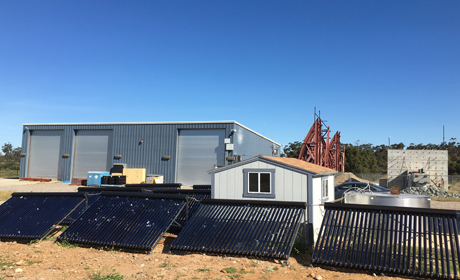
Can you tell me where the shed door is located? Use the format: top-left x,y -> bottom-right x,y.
177,129 -> 225,186
72,130 -> 113,179
28,130 -> 64,179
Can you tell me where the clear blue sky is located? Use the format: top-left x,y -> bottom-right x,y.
1,0 -> 459,151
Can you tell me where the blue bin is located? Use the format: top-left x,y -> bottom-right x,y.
87,171 -> 110,187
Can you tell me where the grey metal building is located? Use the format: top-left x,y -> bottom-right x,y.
19,121 -> 280,186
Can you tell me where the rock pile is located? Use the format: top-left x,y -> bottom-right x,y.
401,185 -> 460,198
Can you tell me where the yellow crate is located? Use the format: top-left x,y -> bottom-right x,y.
123,168 -> 146,184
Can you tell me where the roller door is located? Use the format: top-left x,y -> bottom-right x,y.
27,130 -> 64,179
72,130 -> 113,179
177,129 -> 225,186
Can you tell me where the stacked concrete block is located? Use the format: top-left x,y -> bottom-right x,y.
387,150 -> 448,190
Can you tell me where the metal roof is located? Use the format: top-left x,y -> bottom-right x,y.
22,120 -> 281,145
209,155 -> 337,176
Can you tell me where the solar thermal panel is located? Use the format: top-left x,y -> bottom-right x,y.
144,189 -> 211,229
0,192 -> 87,241
312,203 -> 460,279
170,199 -> 305,260
58,192 -> 186,252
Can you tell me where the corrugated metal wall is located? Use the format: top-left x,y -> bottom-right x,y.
20,122 -> 276,183
232,123 -> 281,160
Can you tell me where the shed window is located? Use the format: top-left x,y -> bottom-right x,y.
322,178 -> 329,199
248,172 -> 271,193
243,169 -> 275,198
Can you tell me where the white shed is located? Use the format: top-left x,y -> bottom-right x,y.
209,155 -> 336,243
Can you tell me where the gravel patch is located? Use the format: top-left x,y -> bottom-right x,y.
401,184 -> 460,198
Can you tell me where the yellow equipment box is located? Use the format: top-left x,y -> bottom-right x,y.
123,168 -> 146,184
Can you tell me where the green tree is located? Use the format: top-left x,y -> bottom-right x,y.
373,144 -> 388,174
390,142 -> 405,150
344,144 -> 364,173
1,143 -> 21,165
282,141 -> 302,158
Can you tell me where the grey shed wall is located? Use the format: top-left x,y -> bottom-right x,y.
20,122 -> 280,183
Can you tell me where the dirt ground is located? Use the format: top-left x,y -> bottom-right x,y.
0,232 -> 412,280
0,179 -> 457,280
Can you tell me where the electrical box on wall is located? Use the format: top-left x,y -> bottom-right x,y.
226,143 -> 234,151
224,138 -> 231,144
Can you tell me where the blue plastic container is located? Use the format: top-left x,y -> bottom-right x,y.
87,171 -> 110,187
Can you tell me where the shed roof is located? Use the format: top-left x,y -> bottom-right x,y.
262,156 -> 337,174
209,155 -> 337,176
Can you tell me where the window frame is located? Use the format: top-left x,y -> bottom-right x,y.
322,178 -> 329,200
243,169 -> 275,198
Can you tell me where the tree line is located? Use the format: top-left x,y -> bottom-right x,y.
0,143 -> 21,171
282,139 -> 460,175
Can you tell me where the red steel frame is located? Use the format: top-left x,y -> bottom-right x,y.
298,116 -> 345,172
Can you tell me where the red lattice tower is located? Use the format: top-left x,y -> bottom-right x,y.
298,115 -> 344,172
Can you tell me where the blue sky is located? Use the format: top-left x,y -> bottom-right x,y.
1,0 -> 459,150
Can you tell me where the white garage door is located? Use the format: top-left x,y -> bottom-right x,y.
177,129 -> 225,186
28,130 -> 64,179
72,130 -> 113,179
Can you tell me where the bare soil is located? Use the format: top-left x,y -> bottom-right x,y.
0,232 -> 411,280
335,173 -> 368,185
0,179 -> 457,280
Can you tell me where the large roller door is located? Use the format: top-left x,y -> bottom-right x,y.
72,130 -> 113,179
28,130 -> 64,179
177,129 -> 225,186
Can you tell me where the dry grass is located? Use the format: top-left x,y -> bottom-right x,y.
449,183 -> 460,193
0,169 -> 19,178
0,191 -> 13,201
431,196 -> 460,202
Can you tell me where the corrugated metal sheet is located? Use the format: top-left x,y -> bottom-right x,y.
21,123 -> 238,182
58,192 -> 186,252
170,199 -> 305,260
27,130 -> 64,179
0,192 -> 87,241
233,123 -> 281,160
20,122 -> 282,183
312,203 -> 460,279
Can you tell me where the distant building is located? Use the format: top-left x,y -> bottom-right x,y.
387,150 -> 448,190
19,121 -> 280,185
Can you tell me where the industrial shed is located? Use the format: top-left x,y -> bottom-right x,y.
209,155 -> 336,242
19,121 -> 280,186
